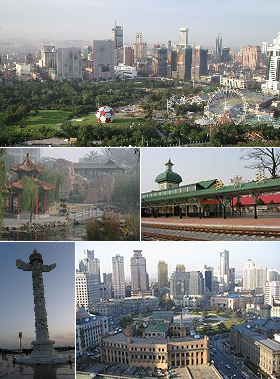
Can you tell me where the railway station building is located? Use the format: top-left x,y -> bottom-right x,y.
141,160 -> 280,220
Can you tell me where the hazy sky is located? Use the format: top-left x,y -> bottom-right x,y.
0,242 -> 75,350
76,241 -> 280,280
1,0 -> 279,47
140,147 -> 276,193
41,147 -> 107,162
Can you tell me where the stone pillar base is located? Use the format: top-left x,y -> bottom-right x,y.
30,340 -> 57,359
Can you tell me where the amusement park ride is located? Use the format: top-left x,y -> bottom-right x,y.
204,87 -> 247,135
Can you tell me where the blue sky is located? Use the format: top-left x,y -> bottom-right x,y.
76,241 -> 280,281
0,242 -> 75,350
0,0 -> 279,48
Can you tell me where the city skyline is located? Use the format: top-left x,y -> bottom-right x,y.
0,242 -> 75,350
0,0 -> 279,48
75,241 -> 280,281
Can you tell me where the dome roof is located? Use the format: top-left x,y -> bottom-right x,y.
155,171 -> 182,184
155,159 -> 182,184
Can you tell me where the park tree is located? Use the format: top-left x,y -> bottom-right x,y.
21,177 -> 39,223
240,148 -> 280,179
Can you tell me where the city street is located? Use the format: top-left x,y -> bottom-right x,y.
210,336 -> 259,379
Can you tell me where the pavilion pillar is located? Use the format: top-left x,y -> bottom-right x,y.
186,205 -> 189,217
199,206 -> 202,219
43,194 -> 47,214
179,207 -> 182,219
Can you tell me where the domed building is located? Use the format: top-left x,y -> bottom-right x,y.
155,159 -> 182,190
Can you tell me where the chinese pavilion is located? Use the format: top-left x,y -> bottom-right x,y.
7,153 -> 56,218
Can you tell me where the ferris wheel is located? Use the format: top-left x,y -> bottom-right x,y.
205,88 -> 247,125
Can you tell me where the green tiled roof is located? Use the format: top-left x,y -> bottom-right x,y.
144,323 -> 169,334
142,178 -> 280,204
197,179 -> 217,189
155,171 -> 182,184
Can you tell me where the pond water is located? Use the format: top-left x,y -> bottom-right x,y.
2,224 -> 87,241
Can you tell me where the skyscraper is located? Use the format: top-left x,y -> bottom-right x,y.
242,45 -> 261,70
243,259 -> 256,290
170,266 -> 189,301
92,40 -> 114,80
56,48 -> 82,81
188,271 -> 205,296
111,25 -> 123,49
180,28 -> 189,48
262,31 -> 280,95
265,281 -> 280,306
111,24 -> 124,65
157,260 -> 168,289
133,33 -> 147,73
80,249 -> 101,283
130,250 -> 149,296
215,32 -> 222,55
112,255 -> 125,300
220,250 -> 230,290
76,272 -> 100,307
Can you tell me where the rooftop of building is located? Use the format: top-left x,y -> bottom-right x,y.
144,323 -> 169,334
234,323 -> 280,351
142,177 -> 280,203
103,332 -> 205,346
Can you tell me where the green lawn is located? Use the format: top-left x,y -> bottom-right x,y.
0,110 -> 72,139
70,114 -> 144,127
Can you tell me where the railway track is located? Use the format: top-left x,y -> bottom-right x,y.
141,222 -> 280,241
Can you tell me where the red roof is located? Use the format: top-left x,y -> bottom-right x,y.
233,194 -> 280,206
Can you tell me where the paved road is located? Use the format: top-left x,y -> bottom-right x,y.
211,336 -> 259,379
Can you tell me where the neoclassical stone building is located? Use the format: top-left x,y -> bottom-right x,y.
101,327 -> 209,370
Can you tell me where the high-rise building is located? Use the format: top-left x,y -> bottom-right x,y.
41,45 -> 56,68
188,271 -> 205,296
130,250 -> 149,296
76,272 -> 100,307
123,46 -> 134,66
111,25 -> 124,65
242,45 -> 261,70
111,25 -> 123,49
216,32 -> 222,55
267,269 -> 279,282
79,249 -> 101,283
204,270 -> 213,294
102,273 -> 113,299
152,46 -> 167,76
56,47 -> 82,81
92,40 -> 114,80
133,33 -> 147,73
170,266 -> 189,301
265,281 -> 280,306
255,267 -> 267,293
177,47 -> 192,80
221,47 -> 230,63
112,255 -> 125,300
262,31 -> 280,95
180,28 -> 189,48
191,46 -> 208,80
157,260 -> 168,289
243,259 -> 256,290
220,250 -> 230,290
